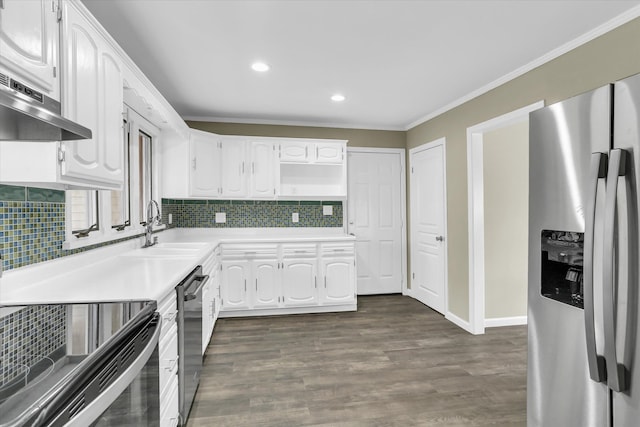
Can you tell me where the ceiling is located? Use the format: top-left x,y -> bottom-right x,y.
82,0 -> 640,131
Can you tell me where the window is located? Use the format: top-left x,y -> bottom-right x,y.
70,190 -> 99,237
64,105 -> 159,249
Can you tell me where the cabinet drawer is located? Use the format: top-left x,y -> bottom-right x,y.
160,376 -> 180,427
159,323 -> 178,396
221,243 -> 278,259
282,243 -> 317,258
321,242 -> 355,257
157,292 -> 177,340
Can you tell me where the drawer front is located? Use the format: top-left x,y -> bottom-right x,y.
159,323 -> 178,396
321,242 -> 355,257
160,376 -> 180,427
282,243 -> 317,258
157,292 -> 177,340
221,243 -> 278,259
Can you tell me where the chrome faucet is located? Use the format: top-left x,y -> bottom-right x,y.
143,199 -> 162,248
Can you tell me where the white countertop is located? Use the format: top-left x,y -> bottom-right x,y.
0,228 -> 354,306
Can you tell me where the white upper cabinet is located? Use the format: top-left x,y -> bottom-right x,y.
0,0 -> 60,101
279,141 -> 311,163
60,1 -> 124,188
190,130 -> 220,197
315,142 -> 344,164
220,139 -> 247,198
249,140 -> 277,198
279,140 -> 345,165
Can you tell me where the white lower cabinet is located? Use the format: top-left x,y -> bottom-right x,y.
219,239 -> 356,317
157,291 -> 179,426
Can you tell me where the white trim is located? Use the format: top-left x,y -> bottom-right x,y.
219,303 -> 357,318
466,101 -> 544,335
445,311 -> 473,334
347,147 -> 408,293
409,138 -> 448,315
484,316 -> 528,328
405,5 -> 640,130
183,115 -> 405,132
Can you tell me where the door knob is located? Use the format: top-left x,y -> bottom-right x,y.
436,236 -> 444,242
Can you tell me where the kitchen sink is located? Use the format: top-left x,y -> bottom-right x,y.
120,242 -> 210,258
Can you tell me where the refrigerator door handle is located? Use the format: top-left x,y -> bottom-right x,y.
584,152 -> 608,384
603,148 -> 628,392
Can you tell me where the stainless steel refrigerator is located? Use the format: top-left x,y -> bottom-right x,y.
528,72 -> 640,426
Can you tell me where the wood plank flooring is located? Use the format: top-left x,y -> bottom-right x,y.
187,295 -> 527,426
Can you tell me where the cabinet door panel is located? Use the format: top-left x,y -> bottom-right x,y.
190,133 -> 220,196
315,143 -> 344,164
221,260 -> 250,310
0,0 -> 59,100
282,260 -> 317,306
280,142 -> 310,163
100,51 -> 124,178
250,141 -> 276,198
220,140 -> 247,197
253,260 -> 280,308
322,258 -> 355,304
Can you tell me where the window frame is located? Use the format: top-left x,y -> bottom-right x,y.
62,105 -> 163,250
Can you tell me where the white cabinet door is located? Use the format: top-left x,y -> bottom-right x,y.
282,259 -> 318,307
250,141 -> 277,198
253,259 -> 280,308
0,0 -> 59,101
221,260 -> 251,310
220,140 -> 247,197
60,3 -> 124,188
321,258 -> 355,305
190,132 -> 221,197
201,281 -> 211,354
280,141 -> 311,163
315,143 -> 344,164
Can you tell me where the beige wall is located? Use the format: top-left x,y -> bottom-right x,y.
187,121 -> 406,149
483,122 -> 528,319
407,17 -> 640,322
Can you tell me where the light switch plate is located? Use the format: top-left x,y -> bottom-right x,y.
323,205 -> 333,216
215,212 -> 226,223
292,212 -> 299,223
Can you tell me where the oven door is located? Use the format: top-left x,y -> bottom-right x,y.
25,304 -> 161,426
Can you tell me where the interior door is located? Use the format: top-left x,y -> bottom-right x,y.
347,150 -> 405,294
410,142 -> 446,314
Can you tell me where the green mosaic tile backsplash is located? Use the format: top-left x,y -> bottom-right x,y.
162,199 -> 343,228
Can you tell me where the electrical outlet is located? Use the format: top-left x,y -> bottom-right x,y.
292,212 -> 299,223
323,205 -> 333,216
168,213 -> 173,224
215,212 -> 226,223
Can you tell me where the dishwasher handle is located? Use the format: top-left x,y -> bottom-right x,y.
184,275 -> 209,301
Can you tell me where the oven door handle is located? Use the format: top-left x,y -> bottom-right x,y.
184,275 -> 209,301
29,307 -> 161,427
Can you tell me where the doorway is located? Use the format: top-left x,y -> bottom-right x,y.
466,101 -> 544,334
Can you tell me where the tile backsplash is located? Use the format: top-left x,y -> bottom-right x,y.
162,199 -> 343,228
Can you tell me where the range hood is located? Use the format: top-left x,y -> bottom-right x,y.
0,72 -> 92,141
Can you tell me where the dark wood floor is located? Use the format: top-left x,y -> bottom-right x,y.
187,295 -> 527,426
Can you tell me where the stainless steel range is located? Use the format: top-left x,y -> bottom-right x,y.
0,301 -> 160,426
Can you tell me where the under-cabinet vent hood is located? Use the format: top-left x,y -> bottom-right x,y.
0,72 -> 92,142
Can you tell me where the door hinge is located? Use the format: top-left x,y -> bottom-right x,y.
412,272 -> 415,279
56,3 -> 62,22
57,146 -> 65,163
411,167 -> 414,173
53,66 -> 57,78
0,0 -> 5,10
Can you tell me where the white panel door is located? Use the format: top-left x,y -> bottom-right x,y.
347,150 -> 404,294
410,142 -> 446,314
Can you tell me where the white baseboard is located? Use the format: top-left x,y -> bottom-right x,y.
484,316 -> 527,328
445,311 -> 474,334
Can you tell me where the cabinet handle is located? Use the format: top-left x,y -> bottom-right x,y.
255,278 -> 258,291
242,162 -> 245,174
315,276 -> 317,288
252,162 -> 255,174
244,279 -> 247,292
324,277 -> 327,288
316,146 -> 319,158
192,158 -> 196,170
305,146 -> 308,158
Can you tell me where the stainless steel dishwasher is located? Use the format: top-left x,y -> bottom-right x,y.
176,266 -> 208,425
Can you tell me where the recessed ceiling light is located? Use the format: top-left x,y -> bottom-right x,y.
251,62 -> 270,72
331,94 -> 346,102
